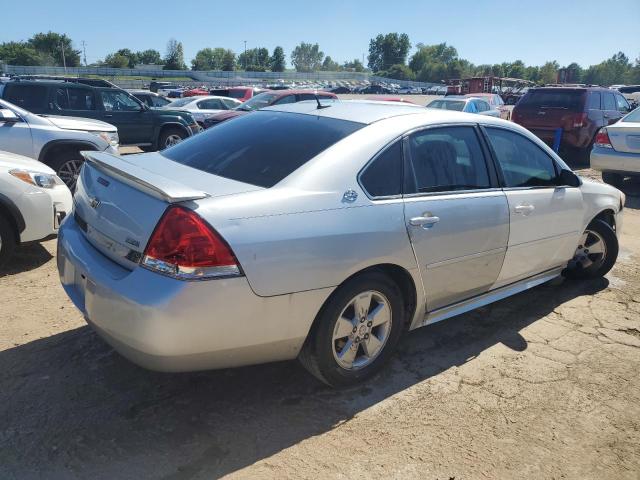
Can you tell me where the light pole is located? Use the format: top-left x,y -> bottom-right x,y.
60,41 -> 67,73
243,41 -> 247,71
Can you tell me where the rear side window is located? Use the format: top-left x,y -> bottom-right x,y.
405,126 -> 490,194
518,90 -> 584,110
485,128 -> 559,188
603,93 -> 616,110
161,111 -> 364,188
3,84 -> 47,111
360,141 -> 402,197
586,92 -> 601,110
197,99 -> 224,110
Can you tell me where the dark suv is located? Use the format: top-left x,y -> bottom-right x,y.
512,86 -> 632,160
2,77 -> 199,150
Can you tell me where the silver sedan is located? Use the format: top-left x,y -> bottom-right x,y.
57,101 -> 624,386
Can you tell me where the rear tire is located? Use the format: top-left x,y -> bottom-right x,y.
299,272 -> 405,387
564,219 -> 618,279
602,171 -> 624,188
0,214 -> 17,269
159,127 -> 187,150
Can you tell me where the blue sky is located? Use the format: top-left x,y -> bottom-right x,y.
2,0 -> 638,68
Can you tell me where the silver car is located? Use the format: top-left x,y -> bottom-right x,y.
591,107 -> 640,187
57,101 -> 624,386
427,96 -> 501,117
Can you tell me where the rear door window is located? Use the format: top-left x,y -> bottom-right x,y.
3,84 -> 47,111
404,126 -> 491,194
603,92 -> 616,110
197,99 -> 224,109
615,94 -> 630,112
485,127 -> 560,188
55,87 -> 96,110
161,111 -> 364,188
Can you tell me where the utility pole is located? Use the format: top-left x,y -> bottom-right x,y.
244,41 -> 247,70
60,41 -> 67,73
81,41 -> 87,66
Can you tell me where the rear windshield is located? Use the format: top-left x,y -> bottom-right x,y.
161,111 -> 364,188
229,89 -> 249,99
518,90 -> 584,110
623,107 -> 640,123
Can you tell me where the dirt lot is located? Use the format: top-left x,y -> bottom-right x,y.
1,168 -> 639,480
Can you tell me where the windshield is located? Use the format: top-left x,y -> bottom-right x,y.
427,100 -> 466,111
161,111 -> 364,188
623,107 -> 640,123
167,98 -> 194,108
235,92 -> 278,111
518,90 -> 584,110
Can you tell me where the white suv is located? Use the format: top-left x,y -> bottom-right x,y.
0,150 -> 72,267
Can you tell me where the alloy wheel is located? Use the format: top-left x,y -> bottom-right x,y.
572,229 -> 607,272
164,134 -> 184,149
332,290 -> 392,370
57,159 -> 83,191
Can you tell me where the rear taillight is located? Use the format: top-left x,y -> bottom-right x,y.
572,112 -> 588,129
594,128 -> 613,149
142,206 -> 241,280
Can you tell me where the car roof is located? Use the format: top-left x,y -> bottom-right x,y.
263,100 -> 433,124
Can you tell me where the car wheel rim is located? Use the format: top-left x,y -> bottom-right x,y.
332,290 -> 392,371
572,229 -> 607,272
164,134 -> 183,149
57,159 -> 83,191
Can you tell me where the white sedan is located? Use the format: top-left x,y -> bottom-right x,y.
0,150 -> 72,266
591,107 -> 640,187
164,96 -> 242,127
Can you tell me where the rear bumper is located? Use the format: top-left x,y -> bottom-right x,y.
590,147 -> 640,175
57,216 -> 332,372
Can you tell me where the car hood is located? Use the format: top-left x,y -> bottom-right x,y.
43,115 -> 117,133
0,150 -> 55,173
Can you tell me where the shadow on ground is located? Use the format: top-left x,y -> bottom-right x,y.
0,275 -> 608,479
0,242 -> 52,277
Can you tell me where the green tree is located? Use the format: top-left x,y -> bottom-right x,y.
540,61 -> 559,84
163,39 -> 187,70
524,66 -> 540,82
343,59 -> 365,72
380,64 -> 415,81
627,55 -> 640,84
560,62 -> 583,83
111,49 -> 138,68
238,47 -> 270,71
368,33 -> 411,72
102,53 -> 130,68
136,49 -> 162,65
191,48 -> 235,70
270,46 -> 286,72
321,56 -> 340,71
28,31 -> 81,67
409,42 -> 457,74
290,42 -> 324,72
0,41 -> 44,66
507,60 -> 526,78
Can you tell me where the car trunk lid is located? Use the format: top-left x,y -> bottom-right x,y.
74,151 -> 261,269
606,122 -> 640,154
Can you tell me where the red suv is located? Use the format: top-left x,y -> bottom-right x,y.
512,87 -> 631,160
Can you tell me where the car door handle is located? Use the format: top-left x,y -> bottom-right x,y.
104,114 -> 113,118
514,204 -> 535,215
409,215 -> 440,227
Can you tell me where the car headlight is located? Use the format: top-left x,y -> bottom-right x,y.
9,169 -> 64,189
91,131 -> 119,147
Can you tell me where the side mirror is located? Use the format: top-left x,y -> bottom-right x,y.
559,169 -> 581,188
0,108 -> 19,123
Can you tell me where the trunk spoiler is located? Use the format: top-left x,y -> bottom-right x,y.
81,151 -> 210,203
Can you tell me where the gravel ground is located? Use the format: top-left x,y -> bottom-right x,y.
0,168 -> 639,480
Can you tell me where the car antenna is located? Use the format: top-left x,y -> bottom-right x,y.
315,94 -> 331,109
